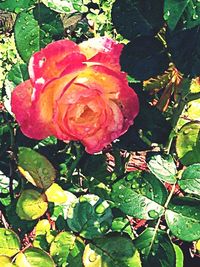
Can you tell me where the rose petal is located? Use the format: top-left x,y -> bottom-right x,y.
11,80 -> 33,126
29,69 -> 85,139
53,83 -> 106,140
11,80 -> 52,139
79,37 -> 123,71
28,40 -> 86,96
81,100 -> 124,154
72,64 -> 139,129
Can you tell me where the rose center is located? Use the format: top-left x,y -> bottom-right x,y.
75,105 -> 96,124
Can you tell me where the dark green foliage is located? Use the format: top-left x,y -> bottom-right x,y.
166,26 -> 200,77
112,0 -> 164,40
120,36 -> 170,81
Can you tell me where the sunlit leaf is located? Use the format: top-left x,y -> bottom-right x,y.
176,122 -> 200,166
0,0 -> 36,13
42,0 -> 85,13
45,183 -> 68,204
15,247 -> 55,267
16,189 -> 48,220
0,228 -> 20,257
164,0 -> 200,30
173,244 -> 184,267
0,255 -> 16,266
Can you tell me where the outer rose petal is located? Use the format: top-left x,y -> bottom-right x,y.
79,37 -> 123,71
11,80 -> 32,125
11,80 -> 52,139
28,40 -> 86,95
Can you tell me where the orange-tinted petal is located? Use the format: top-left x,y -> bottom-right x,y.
31,67 -> 86,138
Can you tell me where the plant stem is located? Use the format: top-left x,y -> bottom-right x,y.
150,182 -> 177,250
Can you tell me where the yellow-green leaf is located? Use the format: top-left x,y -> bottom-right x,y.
35,219 -> 51,236
16,189 -> 48,220
45,183 -> 68,204
15,248 -> 55,267
0,228 -> 20,257
0,255 -> 16,266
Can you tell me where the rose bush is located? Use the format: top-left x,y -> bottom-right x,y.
11,37 -> 139,153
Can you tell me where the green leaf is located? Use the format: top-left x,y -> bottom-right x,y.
173,244 -> 184,267
111,172 -> 168,220
42,0 -> 85,13
83,236 -> 142,267
15,247 -> 55,267
178,163 -> 200,195
120,37 -> 169,80
165,197 -> 200,241
176,122 -> 200,166
111,217 -> 134,239
0,0 -> 36,13
147,154 -> 177,183
67,194 -> 113,239
87,178 -> 111,201
166,26 -> 200,77
0,228 -> 20,257
14,4 -> 64,62
80,154 -> 111,182
134,228 -> 176,267
18,147 -> 56,190
111,0 -> 164,40
50,232 -> 84,266
164,0 -> 200,31
7,63 -> 29,87
16,189 -> 48,220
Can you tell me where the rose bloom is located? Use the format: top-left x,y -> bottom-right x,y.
11,37 -> 139,154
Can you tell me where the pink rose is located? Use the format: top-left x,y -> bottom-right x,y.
11,37 -> 139,154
